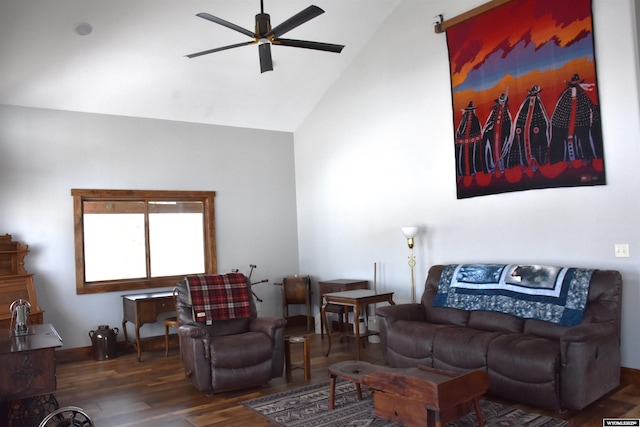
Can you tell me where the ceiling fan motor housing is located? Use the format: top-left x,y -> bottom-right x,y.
255,13 -> 271,37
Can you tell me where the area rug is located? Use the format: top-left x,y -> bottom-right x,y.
242,379 -> 570,427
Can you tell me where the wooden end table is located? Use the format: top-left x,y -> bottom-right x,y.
363,365 -> 489,427
321,290 -> 394,360
318,279 -> 368,338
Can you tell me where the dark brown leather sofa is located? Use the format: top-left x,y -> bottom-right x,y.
175,275 -> 288,394
376,264 -> 622,411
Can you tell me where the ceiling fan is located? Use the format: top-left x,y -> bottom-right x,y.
186,0 -> 345,73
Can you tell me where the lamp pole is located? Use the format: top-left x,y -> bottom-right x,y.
408,244 -> 416,303
401,226 -> 419,303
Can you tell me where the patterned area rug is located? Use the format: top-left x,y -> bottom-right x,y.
242,380 -> 570,427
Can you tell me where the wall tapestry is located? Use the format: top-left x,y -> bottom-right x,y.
446,0 -> 605,199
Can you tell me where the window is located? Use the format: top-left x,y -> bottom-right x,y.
72,189 -> 216,294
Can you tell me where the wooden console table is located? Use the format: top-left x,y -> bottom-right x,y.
0,323 -> 62,400
322,289 -> 394,360
122,291 -> 175,361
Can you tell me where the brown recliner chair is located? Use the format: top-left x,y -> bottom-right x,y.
175,273 -> 288,394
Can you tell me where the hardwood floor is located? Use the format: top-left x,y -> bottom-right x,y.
51,324 -> 640,427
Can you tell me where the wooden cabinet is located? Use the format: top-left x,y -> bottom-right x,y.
0,234 -> 44,329
318,279 -> 367,337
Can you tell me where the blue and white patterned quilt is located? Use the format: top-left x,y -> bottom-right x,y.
432,264 -> 593,326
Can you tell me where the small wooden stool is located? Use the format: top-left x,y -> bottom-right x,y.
285,336 -> 310,382
164,288 -> 180,357
164,316 -> 179,357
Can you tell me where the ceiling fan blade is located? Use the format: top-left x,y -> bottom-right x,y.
196,12 -> 256,38
259,43 -> 274,73
274,38 -> 344,53
186,41 -> 256,59
264,5 -> 324,38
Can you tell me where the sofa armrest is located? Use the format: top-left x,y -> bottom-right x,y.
375,303 -> 426,363
560,322 -> 616,343
559,321 -> 620,409
376,303 -> 426,323
559,322 -> 617,366
177,324 -> 213,393
250,316 -> 288,378
178,324 -> 212,360
178,324 -> 210,340
249,316 -> 288,337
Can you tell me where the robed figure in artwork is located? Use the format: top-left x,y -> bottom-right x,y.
508,85 -> 550,175
549,74 -> 603,166
455,102 -> 483,184
482,91 -> 512,177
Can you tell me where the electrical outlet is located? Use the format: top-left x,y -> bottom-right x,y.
614,244 -> 630,258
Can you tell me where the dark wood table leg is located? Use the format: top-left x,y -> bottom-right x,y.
303,337 -> 311,381
354,303 -> 361,360
323,302 -> 332,357
328,375 -> 337,409
135,324 -> 143,362
284,337 -> 292,382
473,397 -> 485,427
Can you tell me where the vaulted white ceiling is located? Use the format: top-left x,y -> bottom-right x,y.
0,0 -> 401,132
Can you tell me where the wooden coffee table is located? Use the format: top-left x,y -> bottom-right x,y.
362,365 -> 489,427
327,360 -> 400,409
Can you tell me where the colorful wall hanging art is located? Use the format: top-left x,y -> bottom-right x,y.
446,0 -> 605,199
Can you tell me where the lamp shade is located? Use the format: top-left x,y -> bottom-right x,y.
401,226 -> 419,238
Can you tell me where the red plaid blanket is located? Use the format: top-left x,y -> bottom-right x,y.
185,273 -> 252,323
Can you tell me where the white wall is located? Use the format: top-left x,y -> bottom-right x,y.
635,0 -> 640,109
295,0 -> 640,369
0,105 -> 299,348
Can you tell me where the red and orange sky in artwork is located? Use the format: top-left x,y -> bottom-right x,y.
446,0 -> 598,128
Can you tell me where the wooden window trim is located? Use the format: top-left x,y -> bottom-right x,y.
72,189 -> 217,294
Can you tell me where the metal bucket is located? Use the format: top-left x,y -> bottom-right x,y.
89,325 -> 119,361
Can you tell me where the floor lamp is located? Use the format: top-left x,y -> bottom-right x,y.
401,226 -> 418,303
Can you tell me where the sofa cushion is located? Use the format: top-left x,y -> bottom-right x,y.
386,320 -> 450,367
468,311 -> 524,333
488,334 -> 560,411
209,331 -> 272,368
432,326 -> 502,371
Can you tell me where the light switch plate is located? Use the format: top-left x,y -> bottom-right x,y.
614,244 -> 630,258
